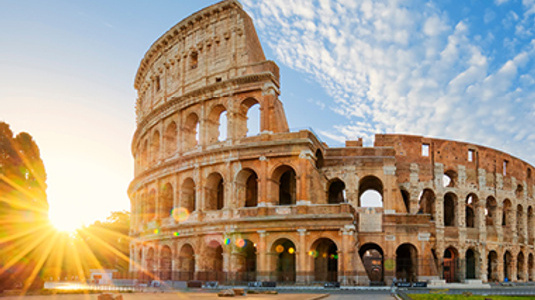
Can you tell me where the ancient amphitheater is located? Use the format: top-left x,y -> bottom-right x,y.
128,0 -> 535,286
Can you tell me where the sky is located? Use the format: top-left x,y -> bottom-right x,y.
1,0 -> 535,229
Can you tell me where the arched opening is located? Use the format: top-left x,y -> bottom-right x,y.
444,193 -> 457,227
327,179 -> 345,204
236,169 -> 258,208
516,184 -> 524,198
466,249 -> 477,279
443,247 -> 459,282
359,176 -> 383,208
418,189 -> 436,219
160,183 -> 174,219
146,189 -> 156,222
204,241 -> 224,282
239,98 -> 260,138
465,194 -> 478,228
528,207 -> 534,245
315,149 -> 324,169
486,196 -> 498,226
237,239 -> 257,282
443,170 -> 457,187
504,250 -> 513,282
358,243 -> 384,284
184,113 -> 199,150
206,173 -> 224,211
207,104 -> 227,144
396,243 -> 418,282
401,189 -> 410,213
272,238 -> 296,282
487,250 -> 499,282
273,166 -> 296,206
179,244 -> 195,281
164,121 -> 177,156
181,178 -> 196,213
311,238 -> 338,282
151,131 -> 160,163
517,251 -> 525,281
517,204 -> 524,242
160,246 -> 172,281
528,254 -> 534,281
141,140 -> 148,168
146,247 -> 155,277
502,199 -> 513,229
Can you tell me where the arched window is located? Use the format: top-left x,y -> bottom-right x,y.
465,194 -> 478,228
444,192 -> 457,226
315,149 -> 324,169
503,199 -> 512,226
207,105 -> 227,144
245,100 -> 260,137
486,196 -> 497,226
164,121 -> 178,156
517,204 -> 524,241
151,131 -> 160,162
400,189 -> 410,213
181,178 -> 196,213
328,179 -> 345,204
160,183 -> 174,219
184,113 -> 199,150
418,189 -> 435,219
141,140 -> 148,168
359,176 -> 383,208
273,165 -> 297,206
206,173 -> 224,210
443,170 -> 457,188
236,169 -> 258,208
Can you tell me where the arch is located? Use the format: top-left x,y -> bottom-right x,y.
205,172 -> 224,211
141,140 -> 148,168
242,98 -> 260,137
359,176 -> 383,207
164,121 -> 178,156
315,149 -> 324,169
418,189 -> 436,219
271,238 -> 296,282
528,253 -> 534,281
443,247 -> 459,282
400,189 -> 410,213
517,204 -> 524,241
178,244 -> 195,281
487,250 -> 499,282
184,113 -> 199,150
358,243 -> 384,283
443,170 -> 457,187
203,240 -> 224,282
181,178 -> 196,213
486,196 -> 498,226
272,165 -> 296,206
444,192 -> 457,227
146,189 -> 156,222
151,130 -> 160,163
528,206 -> 534,245
160,183 -> 173,219
517,251 -> 525,281
503,199 -> 512,226
207,104 -> 227,143
236,239 -> 257,282
465,248 -> 477,279
465,194 -> 478,228
327,179 -> 346,204
504,250 -> 513,282
396,243 -> 418,282
160,245 -> 172,281
146,247 -> 155,275
311,238 -> 338,282
236,169 -> 258,208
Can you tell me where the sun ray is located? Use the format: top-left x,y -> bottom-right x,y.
21,230 -> 60,294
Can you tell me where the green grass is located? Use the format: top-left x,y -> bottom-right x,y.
408,294 -> 535,300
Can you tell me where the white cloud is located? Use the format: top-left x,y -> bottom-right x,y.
243,0 -> 535,163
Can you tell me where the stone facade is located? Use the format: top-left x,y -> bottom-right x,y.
129,0 -> 535,285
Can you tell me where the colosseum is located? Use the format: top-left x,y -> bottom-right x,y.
128,0 -> 535,286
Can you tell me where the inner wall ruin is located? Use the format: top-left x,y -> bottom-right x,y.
128,0 -> 535,285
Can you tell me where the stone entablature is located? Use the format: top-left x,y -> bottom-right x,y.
129,0 -> 535,286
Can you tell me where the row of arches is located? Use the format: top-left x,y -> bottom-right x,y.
137,98 -> 261,169
137,238 -> 421,284
136,166 -> 388,223
416,189 -> 535,244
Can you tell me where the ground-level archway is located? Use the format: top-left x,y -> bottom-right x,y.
359,243 -> 384,284
396,243 -> 418,282
311,238 -> 338,282
178,244 -> 195,281
466,248 -> 477,280
271,238 -> 296,282
443,247 -> 459,283
487,250 -> 498,282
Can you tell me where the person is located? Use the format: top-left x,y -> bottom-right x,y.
391,277 -> 397,295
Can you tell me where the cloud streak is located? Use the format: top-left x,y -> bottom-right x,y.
243,0 -> 535,164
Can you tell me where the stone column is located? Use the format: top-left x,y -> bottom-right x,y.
296,228 -> 307,283
257,230 -> 268,281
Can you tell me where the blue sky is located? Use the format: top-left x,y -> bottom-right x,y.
1,0 -> 535,228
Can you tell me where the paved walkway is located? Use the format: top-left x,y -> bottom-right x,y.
324,294 -> 393,300
0,292 -> 328,300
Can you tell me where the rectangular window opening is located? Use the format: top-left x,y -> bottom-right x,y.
468,149 -> 475,162
503,160 -> 508,176
422,143 -> 430,157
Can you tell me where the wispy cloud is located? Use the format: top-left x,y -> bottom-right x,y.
243,0 -> 535,163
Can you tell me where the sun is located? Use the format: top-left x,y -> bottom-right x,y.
49,209 -> 85,232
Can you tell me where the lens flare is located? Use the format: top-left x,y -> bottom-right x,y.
308,250 -> 318,257
224,238 -> 231,245
275,245 -> 284,253
172,207 -> 190,222
235,238 -> 246,248
173,232 -> 180,237
288,247 -> 295,254
153,229 -> 160,234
